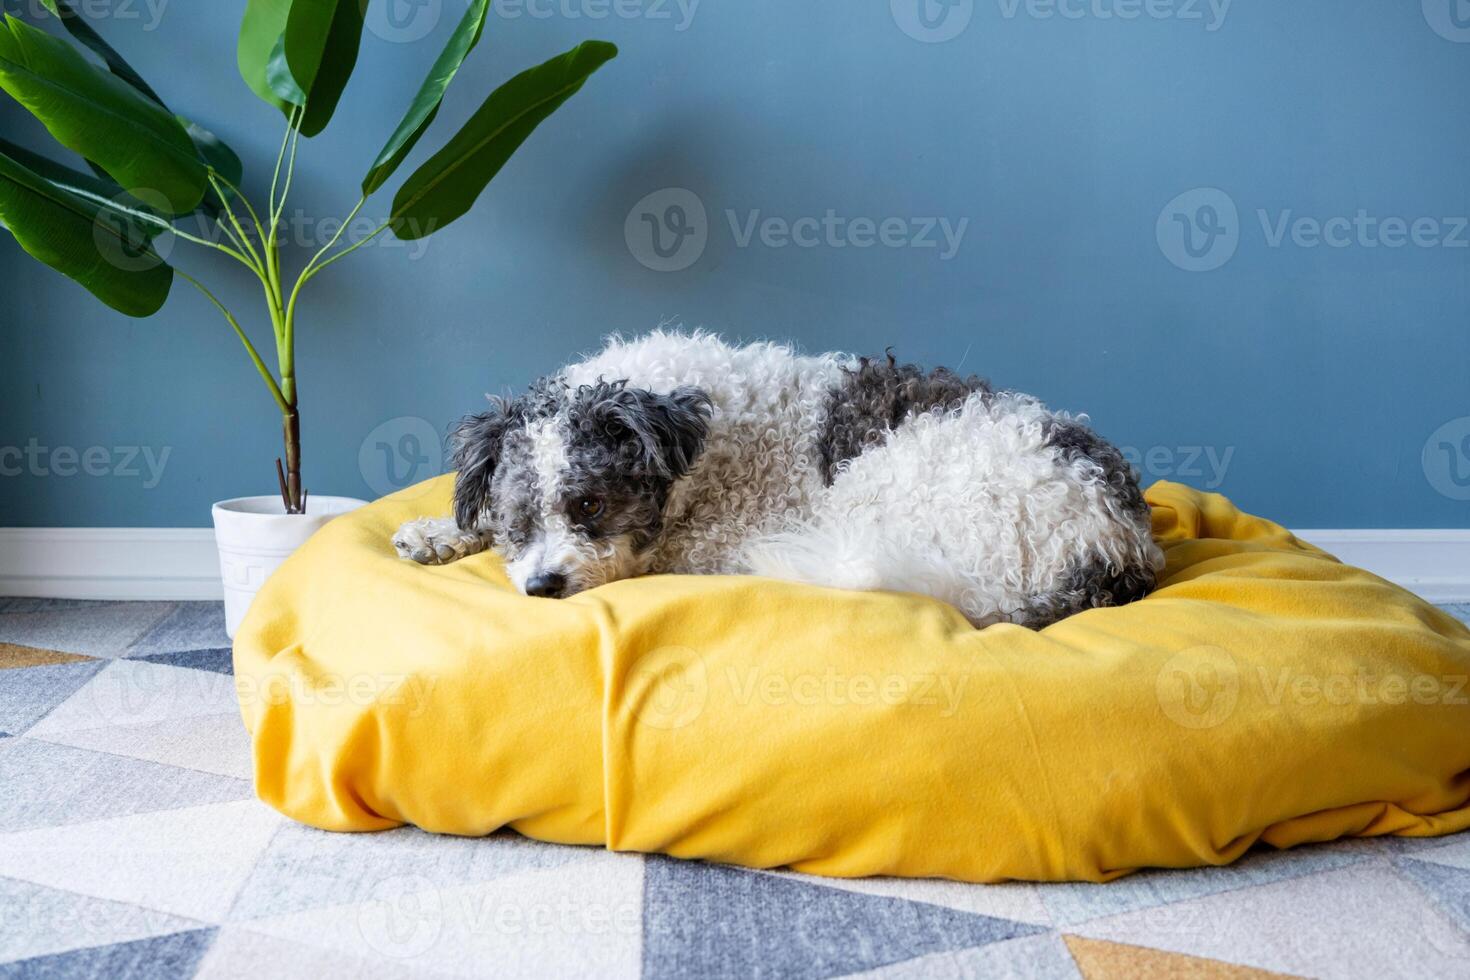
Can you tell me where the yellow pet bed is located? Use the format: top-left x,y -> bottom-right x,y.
234,475 -> 1470,883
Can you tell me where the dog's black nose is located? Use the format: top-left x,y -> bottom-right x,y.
525,572 -> 567,598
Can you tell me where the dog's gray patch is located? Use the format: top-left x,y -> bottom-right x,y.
1042,416 -> 1150,522
452,377 -> 712,561
819,353 -> 991,484
1032,416 -> 1158,626
1022,554 -> 1158,629
554,380 -> 712,550
450,375 -> 566,542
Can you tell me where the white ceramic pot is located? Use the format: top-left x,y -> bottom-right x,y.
212,495 -> 367,638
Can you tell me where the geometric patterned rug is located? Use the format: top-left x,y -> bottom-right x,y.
3,598 -> 1469,979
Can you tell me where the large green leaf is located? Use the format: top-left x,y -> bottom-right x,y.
0,147 -> 172,317
183,118 -> 243,189
265,31 -> 306,105
0,15 -> 207,214
238,0 -> 292,112
390,40 -> 617,240
283,0 -> 365,137
362,0 -> 490,197
241,0 -> 364,135
0,136 -> 163,241
27,0 -> 243,216
181,118 -> 244,221
37,0 -> 164,103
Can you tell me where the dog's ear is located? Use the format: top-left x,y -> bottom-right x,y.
450,397 -> 515,531
600,385 -> 713,480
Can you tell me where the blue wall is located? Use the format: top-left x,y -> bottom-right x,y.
2,0 -> 1467,528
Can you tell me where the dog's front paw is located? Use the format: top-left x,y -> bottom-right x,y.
392,517 -> 488,565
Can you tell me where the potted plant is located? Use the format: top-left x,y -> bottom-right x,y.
0,0 -> 615,634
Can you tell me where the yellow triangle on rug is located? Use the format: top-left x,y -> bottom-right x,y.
1063,935 -> 1302,980
0,643 -> 97,670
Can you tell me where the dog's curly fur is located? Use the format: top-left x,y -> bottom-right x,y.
394,331 -> 1164,628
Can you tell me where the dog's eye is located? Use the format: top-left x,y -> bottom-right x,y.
575,498 -> 604,520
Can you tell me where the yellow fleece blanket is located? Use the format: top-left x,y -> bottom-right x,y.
234,475 -> 1470,882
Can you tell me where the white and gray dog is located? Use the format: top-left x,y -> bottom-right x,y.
394,331 -> 1163,628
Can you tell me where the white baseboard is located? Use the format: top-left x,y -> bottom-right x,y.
0,526 -> 1466,604
0,528 -> 223,601
1293,530 -> 1470,603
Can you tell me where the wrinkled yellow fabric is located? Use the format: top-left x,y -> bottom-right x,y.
235,475 -> 1470,882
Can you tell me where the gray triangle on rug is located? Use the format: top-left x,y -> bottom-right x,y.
640,855 -> 1043,979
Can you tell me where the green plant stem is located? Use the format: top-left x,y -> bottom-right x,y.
267,106 -> 302,221
176,268 -> 289,414
307,196 -> 366,275
261,110 -> 303,383
278,196 -> 368,355
179,231 -> 257,269
102,201 -> 261,274
307,219 -> 392,278
78,190 -> 258,274
271,115 -> 302,232
208,173 -> 266,274
213,220 -> 251,263
213,171 -> 268,244
252,110 -> 305,513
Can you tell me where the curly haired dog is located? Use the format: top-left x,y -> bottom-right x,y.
394,331 -> 1163,628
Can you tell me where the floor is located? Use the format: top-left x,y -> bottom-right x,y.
2,599 -> 1469,979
